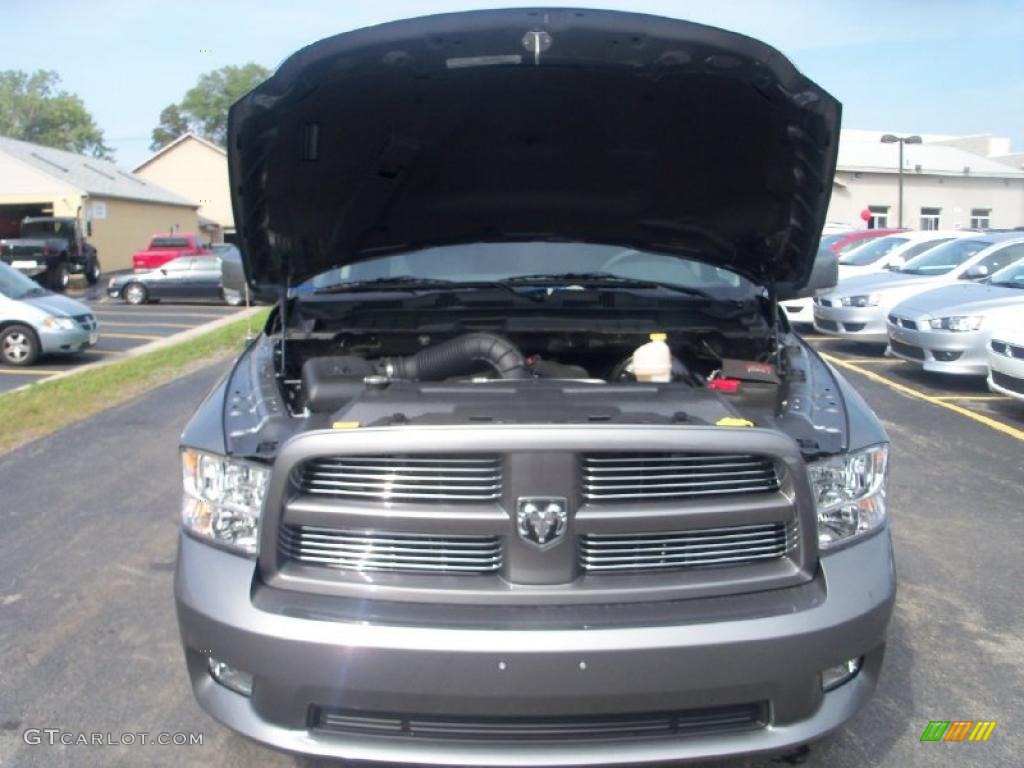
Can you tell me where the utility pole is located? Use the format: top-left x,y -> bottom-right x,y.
880,134 -> 922,228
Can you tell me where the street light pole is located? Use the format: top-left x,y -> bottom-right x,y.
880,134 -> 922,228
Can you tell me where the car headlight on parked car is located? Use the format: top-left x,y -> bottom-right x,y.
839,294 -> 881,308
927,315 -> 985,332
181,449 -> 270,556
807,444 -> 889,550
41,316 -> 78,331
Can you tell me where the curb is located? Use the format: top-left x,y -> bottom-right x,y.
7,306 -> 265,392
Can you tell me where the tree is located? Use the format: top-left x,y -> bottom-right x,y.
150,63 -> 269,151
150,104 -> 190,151
0,70 -> 112,158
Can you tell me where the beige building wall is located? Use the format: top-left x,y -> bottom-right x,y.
88,197 -> 199,272
135,137 -> 233,237
829,172 -> 1024,230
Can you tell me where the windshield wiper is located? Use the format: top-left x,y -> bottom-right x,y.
312,277 -> 510,294
502,272 -> 710,298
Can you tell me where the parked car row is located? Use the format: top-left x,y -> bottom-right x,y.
802,229 -> 1024,402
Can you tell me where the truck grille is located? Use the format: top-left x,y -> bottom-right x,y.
279,525 -> 503,574
581,453 -> 779,501
295,455 -> 502,502
314,702 -> 767,741
580,521 -> 797,573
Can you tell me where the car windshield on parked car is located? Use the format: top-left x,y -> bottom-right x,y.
0,261 -> 48,299
18,219 -> 76,239
897,238 -> 989,275
988,260 -> 1024,288
149,236 -> 192,248
839,236 -> 910,267
303,243 -> 755,296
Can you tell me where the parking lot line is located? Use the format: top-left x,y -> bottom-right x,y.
96,320 -> 196,329
932,395 -> 1011,402
93,310 -> 238,320
821,353 -> 1024,442
100,332 -> 164,341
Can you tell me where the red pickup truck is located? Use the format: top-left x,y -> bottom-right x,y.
132,233 -> 209,271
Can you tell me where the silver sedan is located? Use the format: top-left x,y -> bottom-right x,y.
886,259 -> 1024,375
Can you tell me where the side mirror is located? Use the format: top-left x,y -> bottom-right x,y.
776,249 -> 839,300
160,268 -> 168,275
962,265 -> 989,280
885,255 -> 905,271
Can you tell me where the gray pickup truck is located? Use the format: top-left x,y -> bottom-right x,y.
174,8 -> 895,766
0,216 -> 101,291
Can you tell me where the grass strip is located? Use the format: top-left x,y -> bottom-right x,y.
0,309 -> 269,453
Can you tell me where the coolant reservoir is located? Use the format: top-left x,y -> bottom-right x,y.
632,333 -> 672,383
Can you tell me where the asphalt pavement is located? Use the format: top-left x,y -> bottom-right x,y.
0,279 -> 246,393
0,344 -> 1022,767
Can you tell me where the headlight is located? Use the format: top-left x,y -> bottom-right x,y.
42,316 -> 77,331
181,449 -> 270,556
807,444 -> 889,550
839,294 -> 881,308
927,315 -> 984,332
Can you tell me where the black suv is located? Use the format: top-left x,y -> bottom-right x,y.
0,216 -> 100,291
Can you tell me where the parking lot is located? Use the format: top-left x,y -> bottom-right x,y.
0,329 -> 1021,767
801,332 -> 1024,439
0,279 -> 247,393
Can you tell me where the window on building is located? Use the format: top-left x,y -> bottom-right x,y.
920,207 -> 941,230
970,208 -> 991,229
867,205 -> 889,230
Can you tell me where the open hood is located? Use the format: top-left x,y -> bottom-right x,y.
229,8 -> 840,296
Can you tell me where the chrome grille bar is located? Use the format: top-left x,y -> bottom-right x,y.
580,521 -> 797,572
280,525 -> 503,574
582,453 -> 779,501
296,454 -> 502,502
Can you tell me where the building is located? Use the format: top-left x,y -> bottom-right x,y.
133,133 -> 233,243
829,130 -> 1024,230
0,136 -> 199,272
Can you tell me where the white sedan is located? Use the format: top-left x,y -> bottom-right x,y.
988,326 -> 1024,402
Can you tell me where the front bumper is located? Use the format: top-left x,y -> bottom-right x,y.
987,343 -> 1024,401
886,322 -> 989,375
812,303 -> 887,343
175,530 -> 896,765
38,325 -> 96,355
6,260 -> 48,278
781,298 -> 813,325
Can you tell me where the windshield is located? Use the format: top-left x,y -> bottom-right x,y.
0,261 -> 48,299
302,243 -> 755,296
818,233 -> 849,251
20,219 -> 74,239
898,239 -> 990,275
990,260 -> 1024,288
150,237 -> 191,248
839,236 -> 909,266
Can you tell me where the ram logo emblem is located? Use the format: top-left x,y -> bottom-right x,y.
516,497 -> 568,548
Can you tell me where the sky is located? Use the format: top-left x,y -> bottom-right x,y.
3,0 -> 1023,168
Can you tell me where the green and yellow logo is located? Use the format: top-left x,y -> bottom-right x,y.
920,720 -> 997,742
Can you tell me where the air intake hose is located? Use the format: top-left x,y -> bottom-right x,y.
383,333 -> 530,381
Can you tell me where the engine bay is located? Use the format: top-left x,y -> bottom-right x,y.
260,328 -> 804,432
